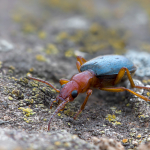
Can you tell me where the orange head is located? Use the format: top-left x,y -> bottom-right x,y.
56,80 -> 80,102
48,80 -> 80,131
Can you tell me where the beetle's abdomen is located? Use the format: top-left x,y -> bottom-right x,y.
80,55 -> 136,77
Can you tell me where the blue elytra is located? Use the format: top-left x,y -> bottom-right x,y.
80,55 -> 137,77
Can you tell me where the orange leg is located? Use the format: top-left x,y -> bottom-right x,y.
28,76 -> 60,93
74,89 -> 92,119
76,56 -> 87,65
101,67 -> 150,101
100,87 -> 150,101
76,56 -> 87,72
114,67 -> 150,91
59,79 -> 70,85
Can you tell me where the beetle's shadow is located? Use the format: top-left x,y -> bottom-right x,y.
70,88 -> 134,122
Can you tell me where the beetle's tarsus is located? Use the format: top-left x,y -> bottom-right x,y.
74,110 -> 82,120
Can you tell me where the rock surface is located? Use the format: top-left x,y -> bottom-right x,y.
1,0 -> 150,150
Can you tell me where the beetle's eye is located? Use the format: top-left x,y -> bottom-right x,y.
71,90 -> 78,98
61,84 -> 65,88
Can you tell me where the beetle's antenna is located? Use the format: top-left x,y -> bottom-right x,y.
48,97 -> 69,131
27,76 -> 60,93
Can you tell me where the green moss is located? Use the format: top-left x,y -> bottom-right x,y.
8,96 -> 13,101
22,23 -> 37,33
45,44 -> 58,55
19,107 -> 35,117
25,99 -> 34,104
126,103 -> 130,107
19,77 -> 29,84
57,113 -> 61,117
100,131 -> 105,134
32,88 -> 39,92
106,114 -> 116,122
12,89 -> 24,99
43,118 -> 47,121
29,68 -> 34,72
115,110 -> 122,114
24,117 -> 32,123
64,109 -> 75,117
36,54 -> 47,62
30,81 -> 39,87
38,31 -> 47,39
114,121 -> 121,125
9,65 -> 15,70
65,49 -> 75,57
54,141 -> 61,146
11,77 -> 18,81
105,114 -> 121,125
56,32 -> 69,42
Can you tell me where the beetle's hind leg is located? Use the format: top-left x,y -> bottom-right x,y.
100,87 -> 150,101
106,67 -> 150,101
114,67 -> 150,91
76,56 -> 87,72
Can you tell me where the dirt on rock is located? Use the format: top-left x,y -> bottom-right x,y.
1,0 -> 150,150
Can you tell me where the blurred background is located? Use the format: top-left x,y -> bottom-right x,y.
1,0 -> 150,78
1,0 -> 150,54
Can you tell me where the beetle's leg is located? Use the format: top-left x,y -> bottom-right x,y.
50,97 -> 63,109
59,79 -> 70,86
114,67 -> 135,86
74,89 -> 92,119
50,99 -> 57,109
76,61 -> 81,72
114,67 -> 150,91
76,56 -> 87,65
76,56 -> 87,72
28,76 -> 60,93
100,87 -> 150,102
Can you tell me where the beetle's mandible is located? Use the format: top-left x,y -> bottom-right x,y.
28,55 -> 150,131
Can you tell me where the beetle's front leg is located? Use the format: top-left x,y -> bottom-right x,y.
74,89 -> 92,119
59,79 -> 70,86
76,56 -> 87,72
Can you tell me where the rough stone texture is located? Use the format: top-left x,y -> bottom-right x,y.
0,129 -> 97,150
137,142 -> 150,150
92,137 -> 125,150
1,0 -> 150,150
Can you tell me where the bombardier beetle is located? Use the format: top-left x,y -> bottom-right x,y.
28,55 -> 150,131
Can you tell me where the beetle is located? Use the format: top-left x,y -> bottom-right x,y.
28,55 -> 150,131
